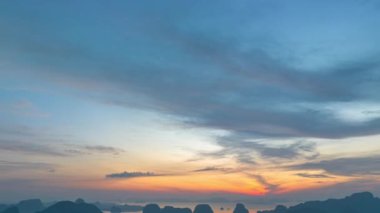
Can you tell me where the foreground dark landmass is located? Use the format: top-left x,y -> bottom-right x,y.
0,199 -> 44,213
1,192 -> 379,213
258,192 -> 380,213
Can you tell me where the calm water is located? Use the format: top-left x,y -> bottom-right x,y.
103,202 -> 272,213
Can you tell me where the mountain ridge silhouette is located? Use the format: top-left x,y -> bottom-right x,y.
258,192 -> 380,213
36,201 -> 102,213
1,192 -> 380,213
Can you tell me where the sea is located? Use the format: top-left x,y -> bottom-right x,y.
102,202 -> 272,213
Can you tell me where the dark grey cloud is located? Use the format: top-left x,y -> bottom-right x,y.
296,173 -> 332,179
64,145 -> 124,155
74,145 -> 124,155
202,136 -> 318,165
105,171 -> 162,179
63,144 -> 125,156
155,26 -> 379,103
0,139 -> 67,156
0,160 -> 56,172
0,126 -> 124,157
364,110 -> 380,114
64,144 -> 125,155
0,125 -> 37,137
192,166 -> 234,173
0,138 -> 125,157
288,156 -> 380,176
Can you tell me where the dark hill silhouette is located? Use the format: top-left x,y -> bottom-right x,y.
194,204 -> 213,213
1,206 -> 19,213
0,205 -> 9,212
75,199 -> 85,204
17,199 -> 44,213
143,204 -> 161,213
258,192 -> 380,213
37,201 -> 102,213
272,205 -> 287,213
233,203 -> 248,213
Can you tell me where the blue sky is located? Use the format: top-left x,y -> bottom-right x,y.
1,0 -> 380,205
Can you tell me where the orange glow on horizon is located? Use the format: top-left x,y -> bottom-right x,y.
72,172 -> 269,196
58,163 -> 356,197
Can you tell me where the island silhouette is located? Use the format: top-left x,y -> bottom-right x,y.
1,192 -> 379,213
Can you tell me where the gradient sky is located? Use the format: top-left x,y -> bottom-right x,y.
1,0 -> 380,206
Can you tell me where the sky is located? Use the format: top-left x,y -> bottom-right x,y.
1,0 -> 380,206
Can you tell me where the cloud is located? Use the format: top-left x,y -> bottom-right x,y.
0,138 -> 125,157
202,135 -> 319,165
0,139 -> 67,156
0,139 -> 124,157
105,171 -> 163,179
1,2 -> 380,193
79,145 -> 124,155
0,125 -> 125,157
11,100 -> 49,117
246,174 -> 279,193
0,125 -> 37,137
0,160 -> 56,172
64,145 -> 124,155
1,0 -> 380,203
2,1 -> 380,142
288,156 -> 380,176
0,99 -> 49,118
192,166 -> 234,173
295,173 -> 332,179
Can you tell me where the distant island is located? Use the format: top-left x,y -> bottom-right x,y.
258,192 -> 380,213
93,201 -> 143,212
1,192 -> 380,213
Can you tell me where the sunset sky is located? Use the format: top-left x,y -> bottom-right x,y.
1,0 -> 380,205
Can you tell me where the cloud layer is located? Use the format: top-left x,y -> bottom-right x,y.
106,171 -> 162,179
289,156 -> 380,176
1,1 -> 380,142
201,136 -> 319,165
0,160 -> 56,172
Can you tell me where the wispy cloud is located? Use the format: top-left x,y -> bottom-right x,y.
0,139 -> 67,156
296,173 -> 332,179
0,125 -> 36,137
246,174 -> 279,193
0,160 -> 56,172
105,171 -> 163,179
84,145 -> 124,155
66,145 -> 125,155
288,156 -> 380,176
0,139 -> 125,157
192,166 -> 235,173
0,99 -> 49,118
0,125 -> 125,157
201,135 -> 319,165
